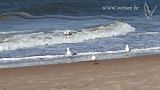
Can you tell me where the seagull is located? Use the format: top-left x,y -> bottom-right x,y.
66,48 -> 76,61
64,31 -> 74,38
125,44 -> 130,56
64,31 -> 73,36
144,2 -> 158,20
92,54 -> 96,62
92,54 -> 99,65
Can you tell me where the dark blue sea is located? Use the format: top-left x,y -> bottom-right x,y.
0,0 -> 160,16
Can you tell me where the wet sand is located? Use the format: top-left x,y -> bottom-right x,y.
0,54 -> 160,90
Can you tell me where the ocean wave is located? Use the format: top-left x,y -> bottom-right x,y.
0,21 -> 135,51
1,0 -> 156,17
0,12 -> 129,20
0,30 -> 34,35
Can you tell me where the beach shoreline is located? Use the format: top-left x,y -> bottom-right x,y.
0,54 -> 160,90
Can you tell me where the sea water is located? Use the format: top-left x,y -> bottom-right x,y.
0,0 -> 160,68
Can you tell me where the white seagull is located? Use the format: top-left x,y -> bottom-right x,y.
144,2 -> 158,20
64,31 -> 74,38
64,31 -> 73,36
66,48 -> 76,61
125,44 -> 130,56
92,54 -> 96,62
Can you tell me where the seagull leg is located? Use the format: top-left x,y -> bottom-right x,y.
92,60 -> 96,62
126,52 -> 129,56
69,56 -> 72,63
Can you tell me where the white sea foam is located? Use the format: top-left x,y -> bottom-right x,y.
131,46 -> 160,53
140,32 -> 160,35
0,30 -> 34,34
0,21 -> 135,51
0,55 -> 66,61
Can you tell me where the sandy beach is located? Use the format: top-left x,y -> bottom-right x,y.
0,54 -> 160,90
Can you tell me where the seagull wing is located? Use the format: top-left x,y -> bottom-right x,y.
144,2 -> 151,13
144,3 -> 148,13
151,5 -> 158,15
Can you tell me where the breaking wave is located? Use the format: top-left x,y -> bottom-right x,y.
0,21 -> 135,51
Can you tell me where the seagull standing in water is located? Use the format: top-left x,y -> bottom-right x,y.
144,2 -> 158,20
66,48 -> 76,62
125,44 -> 130,56
92,54 -> 99,65
92,54 -> 96,62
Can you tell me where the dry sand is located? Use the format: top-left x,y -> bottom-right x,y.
0,54 -> 160,90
